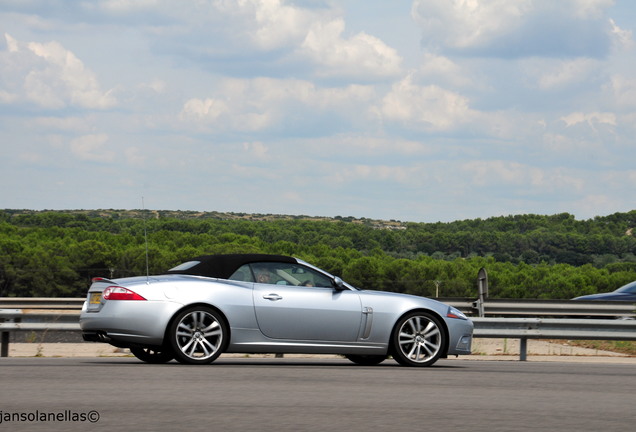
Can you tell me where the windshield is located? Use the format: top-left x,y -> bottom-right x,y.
168,261 -> 201,272
295,258 -> 360,291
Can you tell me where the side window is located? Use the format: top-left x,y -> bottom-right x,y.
228,264 -> 255,282
289,265 -> 333,288
249,262 -> 333,288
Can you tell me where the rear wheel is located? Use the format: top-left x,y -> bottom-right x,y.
391,311 -> 445,367
169,306 -> 227,365
130,346 -> 174,364
345,354 -> 386,366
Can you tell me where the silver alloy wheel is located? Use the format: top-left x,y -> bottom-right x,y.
395,313 -> 442,365
174,309 -> 224,361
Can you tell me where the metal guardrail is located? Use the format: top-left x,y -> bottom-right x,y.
440,298 -> 636,318
0,297 -> 85,309
0,322 -> 80,331
1,297 -> 635,360
0,307 -> 82,357
472,317 -> 636,360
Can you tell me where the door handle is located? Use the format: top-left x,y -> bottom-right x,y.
263,293 -> 283,301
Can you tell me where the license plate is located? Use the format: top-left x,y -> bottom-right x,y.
89,292 -> 102,304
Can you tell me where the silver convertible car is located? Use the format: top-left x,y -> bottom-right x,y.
80,254 -> 473,366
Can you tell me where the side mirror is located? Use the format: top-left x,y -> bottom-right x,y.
333,277 -> 346,290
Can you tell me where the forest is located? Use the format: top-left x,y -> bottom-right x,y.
1,209 -> 636,300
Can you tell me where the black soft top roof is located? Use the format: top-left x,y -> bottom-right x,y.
166,254 -> 297,279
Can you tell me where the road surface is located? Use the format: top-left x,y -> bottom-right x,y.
0,357 -> 633,432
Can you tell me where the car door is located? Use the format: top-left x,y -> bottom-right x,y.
250,262 -> 363,341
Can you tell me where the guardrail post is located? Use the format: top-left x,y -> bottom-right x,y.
0,309 -> 23,357
476,268 -> 488,317
1,311 -> 8,357
519,338 -> 528,361
1,331 -> 8,357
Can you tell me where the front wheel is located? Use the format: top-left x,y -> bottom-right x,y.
168,306 -> 227,365
391,312 -> 445,367
130,346 -> 174,364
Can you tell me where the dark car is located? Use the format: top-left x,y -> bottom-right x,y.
573,281 -> 636,301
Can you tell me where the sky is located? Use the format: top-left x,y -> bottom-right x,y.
1,0 -> 636,223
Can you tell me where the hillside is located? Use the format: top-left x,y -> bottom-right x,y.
1,209 -> 636,299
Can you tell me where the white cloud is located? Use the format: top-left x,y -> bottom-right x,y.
462,160 -> 585,193
95,0 -> 159,14
301,18 -> 402,78
139,79 -> 166,94
249,0 -> 319,50
181,98 -> 229,121
411,0 -> 532,50
411,0 -> 614,58
572,0 -> 616,19
69,134 -> 114,162
604,75 -> 636,108
0,33 -> 116,109
609,18 -> 634,50
560,112 -> 617,128
205,0 -> 319,51
418,53 -> 472,87
331,163 -> 425,187
380,75 -> 473,131
525,58 -> 600,90
84,0 -> 402,81
180,77 -> 375,132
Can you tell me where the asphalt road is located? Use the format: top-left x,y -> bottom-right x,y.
0,357 -> 633,432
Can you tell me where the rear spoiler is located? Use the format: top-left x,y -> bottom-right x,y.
91,277 -> 118,284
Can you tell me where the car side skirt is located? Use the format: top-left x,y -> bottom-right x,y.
227,328 -> 387,355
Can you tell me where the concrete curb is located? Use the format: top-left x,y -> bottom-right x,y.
4,339 -> 635,364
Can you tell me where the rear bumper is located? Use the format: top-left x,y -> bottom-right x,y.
81,330 -> 162,349
80,299 -> 182,347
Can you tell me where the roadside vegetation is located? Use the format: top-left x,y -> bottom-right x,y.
1,209 -> 636,299
567,340 -> 636,356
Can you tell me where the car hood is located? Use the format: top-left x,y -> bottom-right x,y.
357,289 -> 450,313
573,292 -> 636,301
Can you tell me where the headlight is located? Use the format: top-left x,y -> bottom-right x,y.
446,306 -> 468,320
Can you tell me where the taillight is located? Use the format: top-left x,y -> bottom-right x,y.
102,286 -> 147,301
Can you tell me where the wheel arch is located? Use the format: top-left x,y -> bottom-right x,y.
389,308 -> 450,358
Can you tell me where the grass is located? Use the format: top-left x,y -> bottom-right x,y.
566,340 -> 636,356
